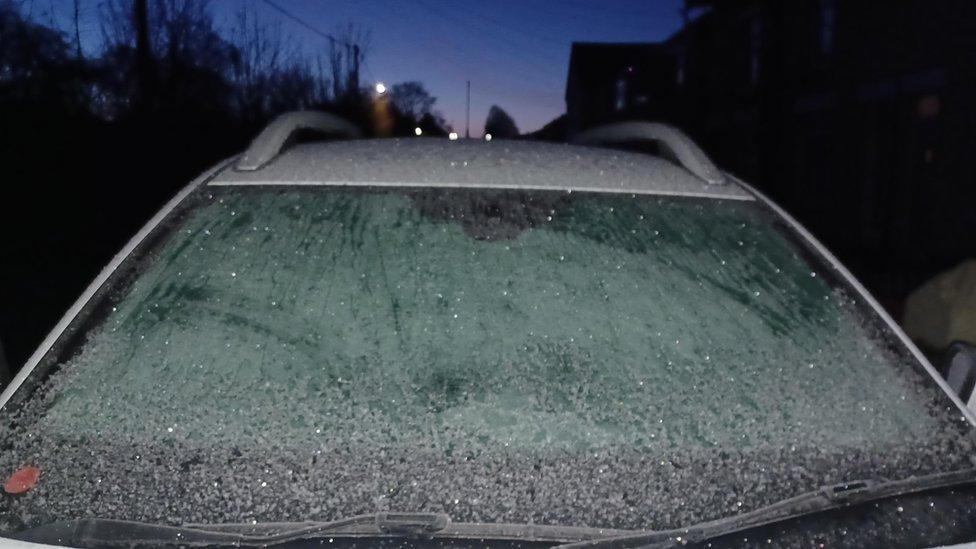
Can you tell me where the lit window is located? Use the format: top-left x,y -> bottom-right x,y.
820,0 -> 836,55
917,94 -> 940,119
615,77 -> 627,111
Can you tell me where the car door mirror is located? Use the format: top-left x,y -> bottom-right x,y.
939,341 -> 976,407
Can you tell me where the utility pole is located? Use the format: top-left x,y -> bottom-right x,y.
465,80 -> 471,139
350,44 -> 360,94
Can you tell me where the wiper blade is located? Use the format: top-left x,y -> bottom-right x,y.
23,468 -> 970,549
555,467 -> 976,549
10,512 -> 447,547
10,512 -> 634,547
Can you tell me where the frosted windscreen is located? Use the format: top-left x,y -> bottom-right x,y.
1,187 -> 972,532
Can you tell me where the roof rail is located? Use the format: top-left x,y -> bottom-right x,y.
571,121 -> 726,185
235,111 -> 362,171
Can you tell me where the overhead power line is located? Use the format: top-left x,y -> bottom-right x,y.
374,0 -> 563,105
260,0 -> 356,48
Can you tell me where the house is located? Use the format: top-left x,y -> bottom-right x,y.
565,42 -> 677,136
562,0 -> 976,302
675,0 -> 976,300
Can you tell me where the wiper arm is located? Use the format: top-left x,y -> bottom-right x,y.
556,467 -> 976,549
10,512 -> 448,547
11,511 -> 635,547
23,467 -> 970,549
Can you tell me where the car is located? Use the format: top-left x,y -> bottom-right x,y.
0,112 -> 975,548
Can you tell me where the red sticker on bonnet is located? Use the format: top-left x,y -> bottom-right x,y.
4,466 -> 41,495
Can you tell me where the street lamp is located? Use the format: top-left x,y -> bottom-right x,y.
374,82 -> 387,95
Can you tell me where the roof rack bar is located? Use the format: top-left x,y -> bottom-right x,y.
571,121 -> 726,185
235,110 -> 361,171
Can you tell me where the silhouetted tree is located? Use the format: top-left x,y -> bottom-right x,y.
229,3 -> 280,124
229,3 -> 327,126
0,0 -> 411,371
0,0 -> 92,113
418,112 -> 449,137
72,0 -> 83,59
484,105 -> 519,138
328,23 -> 370,103
98,0 -> 236,120
391,81 -> 436,121
133,0 -> 155,114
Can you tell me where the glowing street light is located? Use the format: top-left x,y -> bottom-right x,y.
448,132 -> 459,141
414,126 -> 423,136
374,82 -> 387,95
484,133 -> 493,142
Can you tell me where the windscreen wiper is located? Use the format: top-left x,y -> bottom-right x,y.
10,512 -> 447,547
554,467 -> 976,549
17,468 -> 975,549
10,511 -> 634,547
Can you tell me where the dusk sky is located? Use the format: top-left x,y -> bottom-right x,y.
39,0 -> 685,134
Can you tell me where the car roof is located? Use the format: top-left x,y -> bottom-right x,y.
209,138 -> 755,201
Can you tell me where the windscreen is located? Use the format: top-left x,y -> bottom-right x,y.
0,187 -> 972,533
